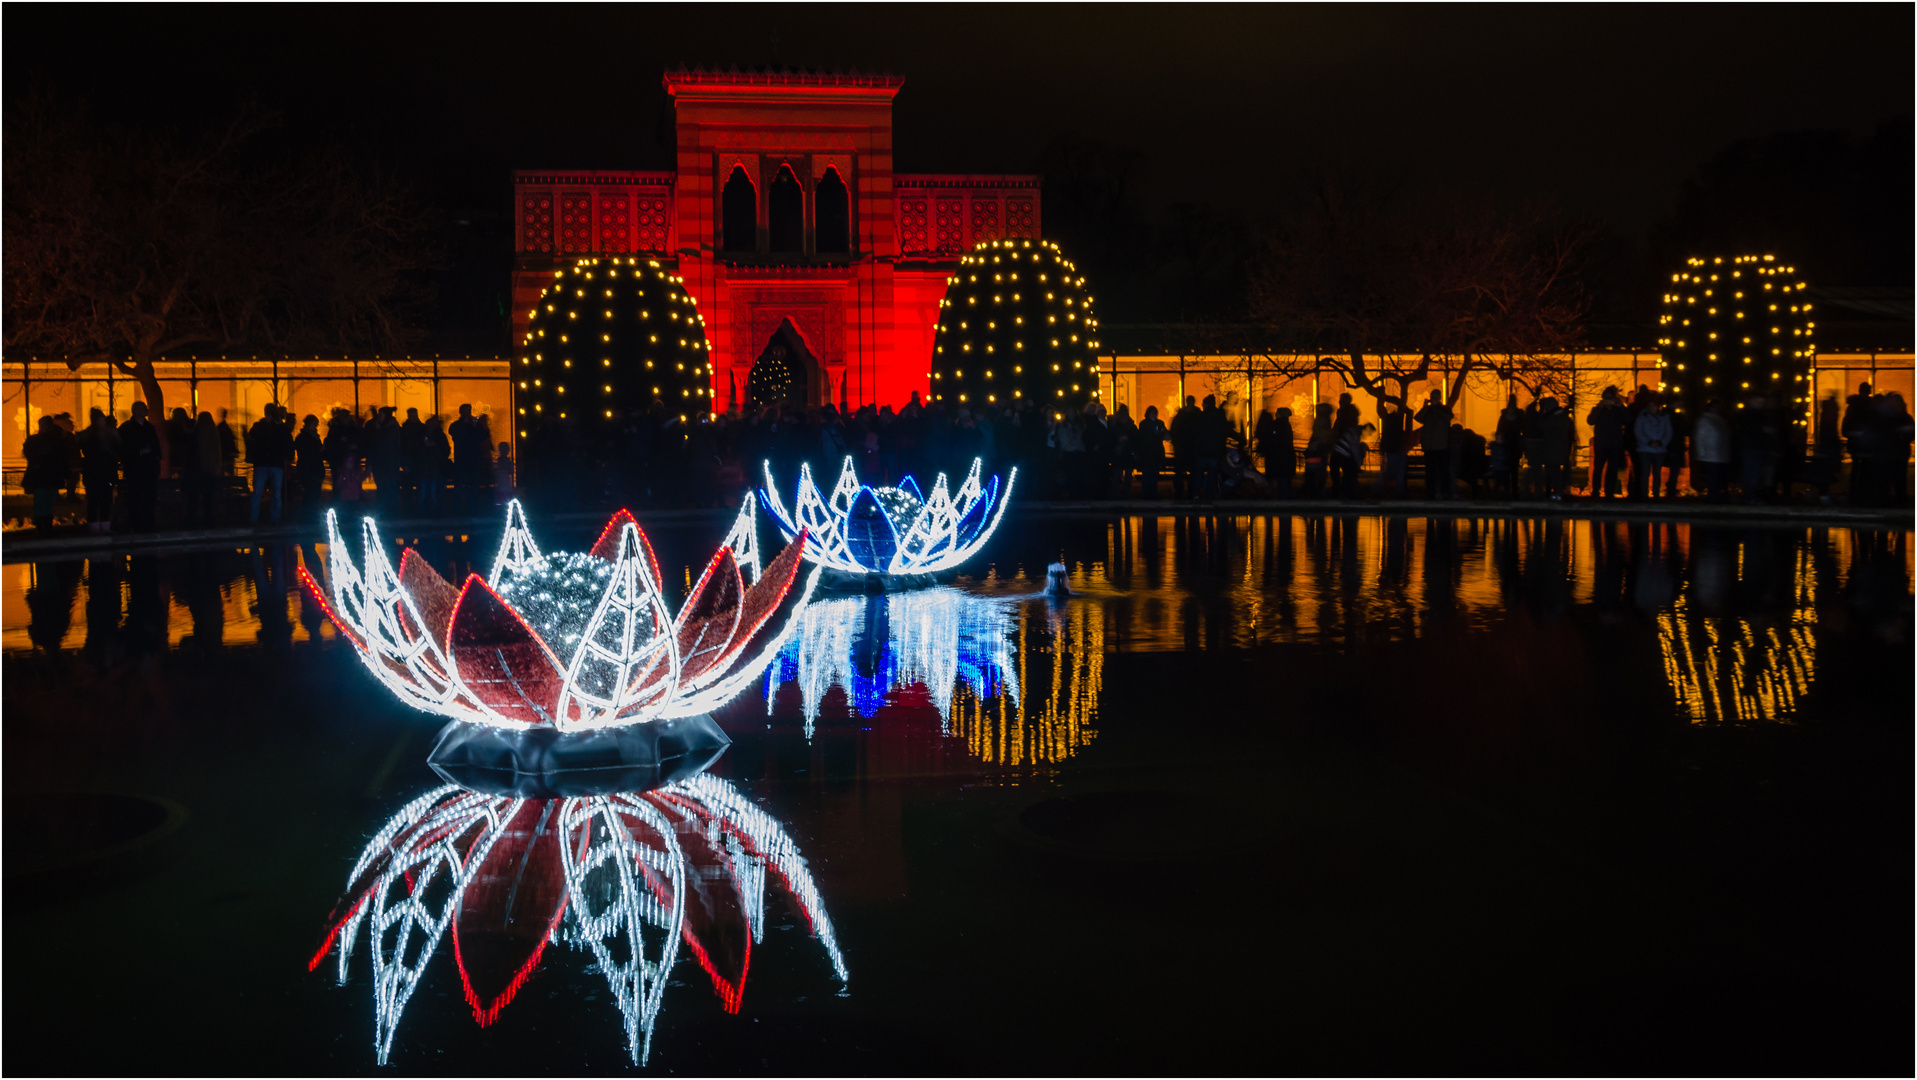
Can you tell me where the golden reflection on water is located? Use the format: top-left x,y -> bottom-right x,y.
948,601 -> 1103,765
3,519 -> 1909,731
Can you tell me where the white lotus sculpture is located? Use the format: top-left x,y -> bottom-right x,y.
301,496 -> 817,730
761,456 -> 1014,577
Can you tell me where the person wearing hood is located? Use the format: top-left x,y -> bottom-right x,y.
1632,395 -> 1673,500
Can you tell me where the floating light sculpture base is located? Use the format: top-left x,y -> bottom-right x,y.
821,566 -> 958,594
762,456 -> 1014,586
426,713 -> 730,798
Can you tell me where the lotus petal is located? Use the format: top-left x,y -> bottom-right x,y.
561,522 -> 679,728
397,549 -> 460,654
448,574 -> 565,727
721,494 -> 763,585
561,795 -> 687,1065
489,498 -> 545,586
674,547 -> 745,685
671,811 -> 754,1012
728,533 -> 807,662
953,474 -> 999,548
454,798 -> 569,1026
844,487 -> 899,572
898,475 -> 924,503
589,509 -> 662,587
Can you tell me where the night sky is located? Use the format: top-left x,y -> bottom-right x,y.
8,5 -> 1911,342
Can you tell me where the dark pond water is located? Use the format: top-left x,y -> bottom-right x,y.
4,512 -> 1912,1074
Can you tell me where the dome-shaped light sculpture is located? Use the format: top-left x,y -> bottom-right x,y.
760,456 -> 1014,582
301,497 -> 817,790
517,257 -> 715,440
930,238 -> 1101,417
1657,254 -> 1815,427
312,775 -> 846,1067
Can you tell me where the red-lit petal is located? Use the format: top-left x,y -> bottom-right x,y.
297,564 -> 364,649
397,548 -> 461,654
667,803 -> 752,1013
715,531 -> 807,669
675,547 -> 745,683
453,799 -> 568,1026
589,509 -> 661,586
447,574 -> 564,726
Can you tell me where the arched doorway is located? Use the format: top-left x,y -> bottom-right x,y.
747,319 -> 822,407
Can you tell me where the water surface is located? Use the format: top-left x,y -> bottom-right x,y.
4,513 -> 1911,1073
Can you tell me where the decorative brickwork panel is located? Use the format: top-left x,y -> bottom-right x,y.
898,196 -> 930,253
934,198 -> 966,252
521,193 -> 554,254
559,193 -> 593,253
970,196 -> 1001,244
1005,196 -> 1036,240
597,193 -> 631,252
635,197 -> 671,252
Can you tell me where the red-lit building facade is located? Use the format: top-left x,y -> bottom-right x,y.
511,67 -> 1039,410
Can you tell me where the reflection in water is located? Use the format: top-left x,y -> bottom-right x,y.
768,588 -> 1102,764
313,775 -> 845,1066
771,589 -> 1019,731
948,600 -> 1102,765
5,518 -> 1910,728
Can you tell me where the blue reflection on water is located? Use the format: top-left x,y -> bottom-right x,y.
767,588 -> 1022,732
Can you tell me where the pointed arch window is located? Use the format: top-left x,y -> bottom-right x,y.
722,165 -> 756,253
815,167 -> 849,253
769,165 -> 804,254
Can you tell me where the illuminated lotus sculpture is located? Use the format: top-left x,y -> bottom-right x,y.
762,456 -> 1014,580
302,497 -> 817,789
312,775 -> 847,1066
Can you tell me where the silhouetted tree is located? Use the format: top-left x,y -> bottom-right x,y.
1244,180 -> 1591,409
4,96 -> 434,469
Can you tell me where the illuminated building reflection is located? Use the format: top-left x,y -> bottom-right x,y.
312,775 -> 845,1066
768,587 -> 1101,765
948,600 -> 1102,765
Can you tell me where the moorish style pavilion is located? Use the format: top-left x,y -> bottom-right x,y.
511,67 -> 1040,409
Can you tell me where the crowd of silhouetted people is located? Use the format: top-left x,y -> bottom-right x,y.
14,380 -> 1914,534
18,401 -> 510,532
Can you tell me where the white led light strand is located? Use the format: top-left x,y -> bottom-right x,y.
489,498 -> 545,586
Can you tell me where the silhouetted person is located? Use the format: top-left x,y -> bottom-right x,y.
1537,396 -> 1573,499
247,403 -> 294,525
1376,401 -> 1410,499
1415,390 -> 1453,499
1587,386 -> 1628,498
1302,403 -> 1332,498
1136,405 -> 1168,498
1632,395 -> 1672,500
417,416 -> 450,515
367,406 -> 402,515
1169,395 -> 1199,499
448,404 -> 491,514
293,415 -> 326,515
1685,399 -> 1727,502
1260,406 -> 1294,499
183,411 -> 222,525
118,401 -> 163,532
21,416 -> 69,528
79,408 -> 120,533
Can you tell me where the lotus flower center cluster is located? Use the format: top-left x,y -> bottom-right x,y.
493,551 -> 622,650
869,487 -> 923,532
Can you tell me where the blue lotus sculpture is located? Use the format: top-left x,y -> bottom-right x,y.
761,456 -> 1015,577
